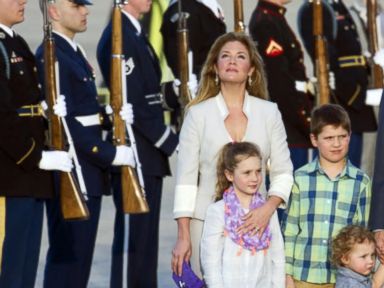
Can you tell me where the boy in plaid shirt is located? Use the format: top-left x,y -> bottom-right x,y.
283,104 -> 371,288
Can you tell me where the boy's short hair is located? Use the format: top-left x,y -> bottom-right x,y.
331,225 -> 375,267
310,104 -> 351,136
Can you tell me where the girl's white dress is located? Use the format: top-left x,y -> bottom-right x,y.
200,200 -> 285,288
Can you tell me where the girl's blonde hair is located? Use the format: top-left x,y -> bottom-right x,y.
331,225 -> 376,267
187,32 -> 268,109
215,142 -> 262,201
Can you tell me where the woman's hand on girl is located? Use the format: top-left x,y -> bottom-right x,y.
237,196 -> 281,236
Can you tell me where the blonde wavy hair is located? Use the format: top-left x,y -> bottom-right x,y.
187,32 -> 269,108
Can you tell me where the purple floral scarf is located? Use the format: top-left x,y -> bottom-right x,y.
223,186 -> 272,254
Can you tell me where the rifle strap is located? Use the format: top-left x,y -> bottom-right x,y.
0,41 -> 10,79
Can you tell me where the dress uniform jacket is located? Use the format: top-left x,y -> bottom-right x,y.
161,0 -> 226,78
36,33 -> 116,197
248,0 -> 313,148
369,92 -> 384,230
298,0 -> 377,133
97,14 -> 178,176
0,27 -> 53,198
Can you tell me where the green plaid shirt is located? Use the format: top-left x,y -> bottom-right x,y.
283,158 -> 371,284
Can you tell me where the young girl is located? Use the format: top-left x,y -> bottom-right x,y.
200,142 -> 285,287
332,225 -> 384,288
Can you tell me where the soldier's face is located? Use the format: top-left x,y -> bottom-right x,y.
123,0 -> 152,19
215,41 -> 254,86
50,0 -> 89,38
0,0 -> 27,27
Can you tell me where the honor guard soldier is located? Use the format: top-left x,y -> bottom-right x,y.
35,0 -> 135,287
161,0 -> 226,79
249,0 -> 314,169
161,0 -> 225,127
298,0 -> 377,167
0,0 -> 73,287
97,0 -> 179,287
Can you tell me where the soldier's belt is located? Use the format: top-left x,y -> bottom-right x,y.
17,104 -> 44,117
338,55 -> 366,68
75,113 -> 101,126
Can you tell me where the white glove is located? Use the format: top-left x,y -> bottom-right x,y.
328,71 -> 336,90
366,88 -> 383,106
295,80 -> 308,93
40,100 -> 48,118
374,49 -> 384,68
38,150 -> 73,172
105,104 -> 113,115
172,74 -> 198,98
172,78 -> 181,96
112,145 -> 135,167
188,73 -> 198,99
53,95 -> 67,117
119,103 -> 134,125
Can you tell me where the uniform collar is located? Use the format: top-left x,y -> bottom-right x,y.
121,9 -> 141,34
0,23 -> 14,37
53,31 -> 78,51
257,0 -> 286,16
215,92 -> 251,119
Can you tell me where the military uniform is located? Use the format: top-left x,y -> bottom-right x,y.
298,0 -> 377,167
161,0 -> 226,78
35,32 -> 117,288
249,0 -> 313,169
0,25 -> 53,288
97,11 -> 178,288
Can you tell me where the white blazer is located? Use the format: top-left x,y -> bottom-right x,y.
173,93 -> 293,220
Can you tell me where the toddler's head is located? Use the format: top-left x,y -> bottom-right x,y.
332,225 -> 376,276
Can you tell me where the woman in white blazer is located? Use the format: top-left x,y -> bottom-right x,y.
171,32 -> 294,280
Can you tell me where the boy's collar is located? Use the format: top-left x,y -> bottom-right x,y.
309,158 -> 358,180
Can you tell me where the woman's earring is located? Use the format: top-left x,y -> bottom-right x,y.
248,75 -> 253,86
215,74 -> 219,85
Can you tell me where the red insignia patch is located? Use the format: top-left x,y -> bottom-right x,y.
265,39 -> 284,57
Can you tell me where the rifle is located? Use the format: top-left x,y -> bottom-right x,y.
110,0 -> 149,214
234,0 -> 245,33
367,0 -> 384,89
312,0 -> 331,105
177,0 -> 192,110
42,0 -> 89,220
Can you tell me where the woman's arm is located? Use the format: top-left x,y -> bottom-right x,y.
172,108 -> 201,274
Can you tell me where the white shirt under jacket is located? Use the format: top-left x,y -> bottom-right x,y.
201,201 -> 285,287
173,92 -> 294,220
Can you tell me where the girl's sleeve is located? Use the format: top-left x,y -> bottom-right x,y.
200,202 -> 225,287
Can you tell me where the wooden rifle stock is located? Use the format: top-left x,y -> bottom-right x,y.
43,15 -> 89,221
110,3 -> 149,214
367,0 -> 384,88
313,0 -> 330,105
177,12 -> 192,109
234,0 -> 245,33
